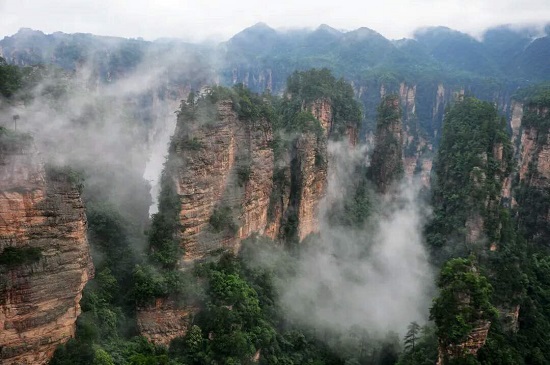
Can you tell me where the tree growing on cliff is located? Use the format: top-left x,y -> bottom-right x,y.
368,94 -> 404,193
285,68 -> 362,138
430,257 -> 497,365
426,97 -> 513,260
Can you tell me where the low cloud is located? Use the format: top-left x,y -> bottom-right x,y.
280,140 -> 434,337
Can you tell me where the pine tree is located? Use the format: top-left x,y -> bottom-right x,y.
404,321 -> 421,353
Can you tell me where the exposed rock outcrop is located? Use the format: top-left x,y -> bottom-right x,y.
309,98 -> 333,134
513,101 -> 550,246
517,106 -> 550,186
136,299 -> 198,346
399,82 -> 416,121
291,133 -> 327,241
501,103 -> 521,202
172,101 -> 274,263
499,304 -> 520,333
369,95 -> 404,193
437,321 -> 491,365
170,97 -> 333,259
0,135 -> 92,365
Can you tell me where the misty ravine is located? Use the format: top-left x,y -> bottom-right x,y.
142,96 -> 180,215
281,141 -> 433,336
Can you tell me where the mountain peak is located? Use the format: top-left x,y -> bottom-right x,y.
230,22 -> 277,41
316,24 -> 342,35
347,27 -> 384,39
15,28 -> 45,37
344,27 -> 388,43
414,26 -> 468,39
248,22 -> 275,32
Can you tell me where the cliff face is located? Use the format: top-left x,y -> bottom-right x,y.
226,68 -> 521,192
517,106 -> 550,184
309,98 -> 333,134
309,97 -> 358,146
136,299 -> 198,346
168,95 -> 338,261
437,321 -> 491,365
0,136 -> 92,365
398,82 -> 434,187
513,101 -> 550,246
172,101 -> 274,263
291,133 -> 328,241
369,95 -> 404,193
430,98 -> 520,363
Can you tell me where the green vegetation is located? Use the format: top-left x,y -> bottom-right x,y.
148,160 -> 183,269
0,246 -> 42,267
515,93 -> 550,247
403,322 -> 421,353
181,137 -> 203,151
170,255 -> 275,364
48,70 -> 405,365
236,163 -> 252,187
51,199 -> 177,364
422,92 -> 550,364
132,157 -> 201,307
513,83 -> 550,106
0,57 -> 23,98
427,97 -> 513,258
4,22 -> 550,365
209,205 -> 239,234
285,68 -> 362,138
368,94 -> 404,192
0,126 -> 33,152
168,239 -> 406,365
397,324 -> 438,365
45,164 -> 85,193
430,258 -> 497,353
33,67 -> 550,364
518,93 -> 550,135
178,85 -> 279,129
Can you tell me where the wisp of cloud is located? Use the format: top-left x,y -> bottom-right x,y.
279,140 -> 434,337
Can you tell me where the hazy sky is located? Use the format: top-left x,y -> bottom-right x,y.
1,0 -> 549,41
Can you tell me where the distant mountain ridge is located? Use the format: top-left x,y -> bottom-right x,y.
2,22 -> 550,83
2,22 -> 550,161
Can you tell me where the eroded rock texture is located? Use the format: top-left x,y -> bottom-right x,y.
514,102 -> 550,246
136,298 -> 198,347
172,101 -> 274,263
169,97 -> 338,262
369,95 -> 404,193
437,321 -> 491,365
291,133 -> 327,241
0,138 -> 92,365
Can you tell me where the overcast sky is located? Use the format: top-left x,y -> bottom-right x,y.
1,0 -> 550,42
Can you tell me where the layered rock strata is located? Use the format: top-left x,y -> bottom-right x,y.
437,321 -> 491,365
136,299 -> 198,347
369,95 -> 404,193
513,102 -> 550,246
172,101 -> 274,263
170,97 -> 339,262
0,137 -> 92,365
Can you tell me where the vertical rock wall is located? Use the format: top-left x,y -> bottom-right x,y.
170,96 -> 338,259
513,102 -> 550,246
293,133 -> 327,241
172,101 -> 274,263
136,299 -> 198,347
437,321 -> 491,365
369,95 -> 404,193
0,139 -> 92,365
